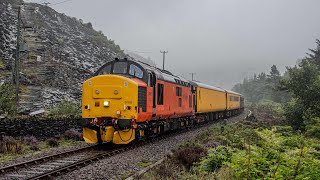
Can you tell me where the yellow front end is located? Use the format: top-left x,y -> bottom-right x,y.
81,75 -> 138,144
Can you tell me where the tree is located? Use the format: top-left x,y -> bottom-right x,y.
258,72 -> 266,80
268,65 -> 280,83
281,39 -> 320,131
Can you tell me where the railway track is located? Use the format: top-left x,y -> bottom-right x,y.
0,145 -> 99,179
0,111 -> 248,180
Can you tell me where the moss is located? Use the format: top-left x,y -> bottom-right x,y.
118,171 -> 134,180
0,60 -> 5,69
137,159 -> 156,168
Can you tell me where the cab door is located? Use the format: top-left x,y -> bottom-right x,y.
148,71 -> 157,117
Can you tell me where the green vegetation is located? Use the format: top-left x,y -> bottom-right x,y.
141,39 -> 320,180
137,159 -> 156,168
0,83 -> 16,116
232,65 -> 291,104
197,122 -> 320,179
47,100 -> 81,117
141,119 -> 320,180
0,59 -> 5,69
233,39 -> 320,137
280,40 -> 320,133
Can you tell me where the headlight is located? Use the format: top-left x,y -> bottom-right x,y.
103,101 -> 109,107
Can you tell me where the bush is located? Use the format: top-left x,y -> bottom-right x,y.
273,126 -> 293,136
284,99 -> 305,131
48,101 -> 81,117
305,117 -> 320,138
47,138 -> 59,147
255,99 -> 284,115
0,83 -> 16,115
172,142 -> 207,169
199,146 -> 232,172
23,136 -> 39,151
152,160 -> 179,179
64,128 -> 82,141
0,135 -> 22,153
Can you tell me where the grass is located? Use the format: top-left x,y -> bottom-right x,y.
119,170 -> 134,180
137,159 -> 156,168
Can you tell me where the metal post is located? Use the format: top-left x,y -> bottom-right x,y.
190,73 -> 196,81
160,50 -> 168,70
15,5 -> 21,108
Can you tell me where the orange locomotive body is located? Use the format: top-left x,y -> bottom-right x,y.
81,58 -> 243,144
81,58 -> 195,144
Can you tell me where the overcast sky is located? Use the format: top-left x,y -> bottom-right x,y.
32,0 -> 320,89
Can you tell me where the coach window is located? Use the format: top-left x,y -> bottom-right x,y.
113,62 -> 128,74
157,83 -> 164,105
129,64 -> 143,78
179,98 -> 182,107
98,64 -> 111,75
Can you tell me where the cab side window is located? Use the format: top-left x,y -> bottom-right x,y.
97,64 -> 111,75
157,83 -> 164,105
129,64 -> 143,78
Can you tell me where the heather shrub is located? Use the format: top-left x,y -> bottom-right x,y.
172,142 -> 207,169
47,138 -> 59,147
23,136 -> 39,151
0,135 -> 22,153
64,128 -> 82,141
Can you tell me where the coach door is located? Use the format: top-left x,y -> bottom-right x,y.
148,71 -> 157,117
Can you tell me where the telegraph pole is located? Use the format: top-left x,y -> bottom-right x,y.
15,5 -> 21,107
160,50 -> 168,70
190,73 -> 196,81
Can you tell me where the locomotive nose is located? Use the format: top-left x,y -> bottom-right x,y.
81,75 -> 138,144
82,75 -> 138,119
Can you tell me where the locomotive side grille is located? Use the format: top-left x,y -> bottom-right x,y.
138,87 -> 147,112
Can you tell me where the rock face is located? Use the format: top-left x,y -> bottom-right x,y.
0,0 -> 124,113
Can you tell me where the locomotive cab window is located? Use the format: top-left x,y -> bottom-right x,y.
129,64 -> 143,78
97,64 -> 111,75
157,83 -> 164,105
113,62 -> 128,74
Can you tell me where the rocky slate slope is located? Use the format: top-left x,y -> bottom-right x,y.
0,0 -> 124,113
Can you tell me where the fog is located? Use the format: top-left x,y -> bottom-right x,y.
33,0 -> 320,89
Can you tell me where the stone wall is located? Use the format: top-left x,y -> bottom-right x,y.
0,116 -> 81,139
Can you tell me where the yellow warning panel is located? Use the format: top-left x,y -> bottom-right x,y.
83,128 -> 97,144
112,129 -> 135,144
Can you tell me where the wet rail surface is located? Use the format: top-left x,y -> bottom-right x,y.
0,110 -> 249,180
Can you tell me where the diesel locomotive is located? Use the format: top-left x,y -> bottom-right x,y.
80,58 -> 244,144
